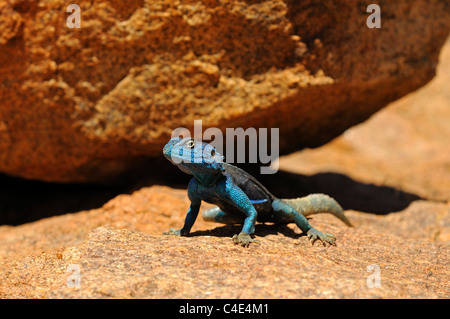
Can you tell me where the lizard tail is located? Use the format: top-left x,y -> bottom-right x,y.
283,194 -> 352,227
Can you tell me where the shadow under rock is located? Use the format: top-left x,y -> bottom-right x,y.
157,162 -> 423,217
141,162 -> 423,216
0,158 -> 423,226
0,157 -> 188,226
0,173 -> 127,226
256,169 -> 423,215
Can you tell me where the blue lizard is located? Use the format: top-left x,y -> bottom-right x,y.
163,137 -> 352,247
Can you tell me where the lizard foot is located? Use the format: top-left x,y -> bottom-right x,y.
232,232 -> 259,247
306,228 -> 336,246
163,228 -> 182,236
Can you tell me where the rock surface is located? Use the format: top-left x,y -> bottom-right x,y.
0,185 -> 448,298
0,0 -> 449,182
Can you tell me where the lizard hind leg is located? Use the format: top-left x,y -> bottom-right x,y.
271,198 -> 336,246
202,207 -> 244,225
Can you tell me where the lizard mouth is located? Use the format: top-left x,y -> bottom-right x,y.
162,137 -> 182,160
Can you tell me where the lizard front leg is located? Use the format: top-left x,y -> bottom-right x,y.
164,178 -> 201,236
218,178 -> 259,247
163,201 -> 201,236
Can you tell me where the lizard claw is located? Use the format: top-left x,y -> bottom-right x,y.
163,228 -> 182,236
306,228 -> 336,246
232,232 -> 259,247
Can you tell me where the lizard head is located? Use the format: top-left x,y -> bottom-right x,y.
163,137 -> 224,178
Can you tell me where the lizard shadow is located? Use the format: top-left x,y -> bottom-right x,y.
189,222 -> 305,240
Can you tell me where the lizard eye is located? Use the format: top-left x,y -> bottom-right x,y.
211,149 -> 215,156
186,140 -> 195,149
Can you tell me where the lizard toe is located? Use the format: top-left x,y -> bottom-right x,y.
163,228 -> 182,236
307,228 -> 336,246
232,232 -> 259,247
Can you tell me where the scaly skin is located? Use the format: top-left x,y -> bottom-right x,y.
163,137 -> 352,247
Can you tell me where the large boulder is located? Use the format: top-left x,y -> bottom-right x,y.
0,0 -> 449,182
